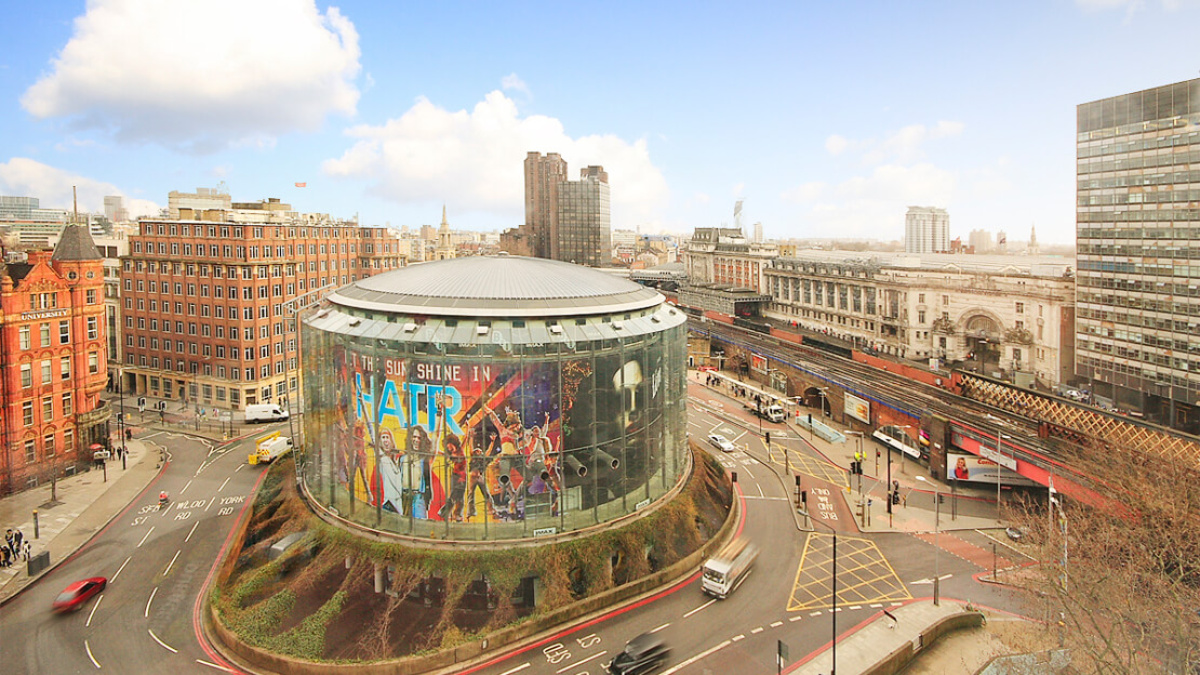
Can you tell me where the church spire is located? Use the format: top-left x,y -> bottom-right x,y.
442,204 -> 448,227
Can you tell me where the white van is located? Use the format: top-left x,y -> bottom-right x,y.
253,436 -> 293,463
701,537 -> 759,599
245,403 -> 289,423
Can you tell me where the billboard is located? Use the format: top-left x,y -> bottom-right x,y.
947,453 -> 1039,487
843,392 -> 871,424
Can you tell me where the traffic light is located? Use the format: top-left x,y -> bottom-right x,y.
765,431 -> 771,444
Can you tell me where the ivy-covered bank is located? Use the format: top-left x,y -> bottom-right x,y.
211,445 -> 732,664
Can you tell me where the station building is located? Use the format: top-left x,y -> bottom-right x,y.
299,255 -> 689,542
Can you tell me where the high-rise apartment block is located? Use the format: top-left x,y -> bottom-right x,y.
506,152 -> 610,266
904,206 -> 950,254
120,195 -> 404,411
1076,78 -> 1200,431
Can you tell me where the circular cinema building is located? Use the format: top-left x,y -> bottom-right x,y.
299,255 -> 689,542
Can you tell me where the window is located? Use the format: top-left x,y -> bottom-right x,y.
43,396 -> 54,421
24,440 -> 35,463
61,356 -> 71,380
1015,302 -> 1025,314
87,316 -> 99,339
41,323 -> 51,347
21,364 -> 32,388
41,360 -> 52,383
87,288 -> 97,304
64,429 -> 74,452
59,320 -> 70,344
19,326 -> 30,350
44,433 -> 56,457
88,352 -> 99,374
63,392 -> 73,416
23,401 -> 33,426
918,310 -> 926,324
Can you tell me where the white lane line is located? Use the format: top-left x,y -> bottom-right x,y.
751,626 -> 764,634
235,463 -> 246,472
86,594 -> 104,627
163,549 -> 182,577
683,598 -> 717,618
850,605 -> 861,610
204,496 -> 216,512
498,664 -> 531,675
661,639 -> 731,675
648,623 -> 670,634
195,659 -> 235,672
870,603 -> 883,608
85,639 -> 101,669
185,521 -> 200,543
137,526 -> 155,548
731,634 -> 745,642
144,587 -> 157,618
218,476 -> 231,492
112,556 -> 132,582
180,479 -> 193,495
789,615 -> 803,622
757,483 -> 765,498
557,651 -> 607,673
149,628 -> 178,653
809,611 -> 822,617
770,621 -> 783,628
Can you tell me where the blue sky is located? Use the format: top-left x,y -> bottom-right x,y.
2,0 -> 1198,245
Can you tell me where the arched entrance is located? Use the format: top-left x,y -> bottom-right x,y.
803,386 -> 830,417
963,314 -> 1001,373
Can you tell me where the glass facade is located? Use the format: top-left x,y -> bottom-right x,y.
1076,78 -> 1200,418
300,306 -> 688,541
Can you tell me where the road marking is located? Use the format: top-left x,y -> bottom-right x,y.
557,650 -> 608,673
218,476 -> 231,492
731,634 -> 745,642
185,521 -> 200,543
871,603 -> 883,608
770,621 -> 783,628
85,639 -> 101,669
204,497 -> 216,512
112,556 -> 132,582
911,574 -> 953,585
789,615 -> 803,622
498,664 -> 531,675
195,659 -> 235,672
648,623 -> 670,634
163,549 -> 182,576
757,484 -> 765,498
235,463 -> 245,472
137,527 -> 155,548
145,586 -> 157,617
149,628 -> 178,653
683,598 -> 717,618
850,605 -> 861,610
180,480 -> 193,495
86,594 -> 103,627
661,639 -> 731,675
751,627 -> 764,634
809,611 -> 822,617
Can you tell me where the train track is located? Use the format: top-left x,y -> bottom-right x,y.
692,319 -> 1049,458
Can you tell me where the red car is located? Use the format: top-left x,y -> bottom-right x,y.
52,577 -> 107,612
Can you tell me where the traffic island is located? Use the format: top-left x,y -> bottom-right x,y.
207,444 -> 735,672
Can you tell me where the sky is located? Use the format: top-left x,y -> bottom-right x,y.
2,1 -> 1199,245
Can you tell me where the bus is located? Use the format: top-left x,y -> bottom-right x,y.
701,537 -> 758,599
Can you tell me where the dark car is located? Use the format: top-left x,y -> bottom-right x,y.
52,577 -> 107,613
607,633 -> 670,675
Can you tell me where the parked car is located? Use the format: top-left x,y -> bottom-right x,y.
52,577 -> 107,613
607,633 -> 670,674
707,433 -> 735,453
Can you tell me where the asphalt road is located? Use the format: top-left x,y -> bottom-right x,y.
462,382 -> 1030,675
0,427 -> 276,675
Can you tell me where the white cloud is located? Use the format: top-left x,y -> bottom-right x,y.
21,0 -> 361,152
781,163 -> 957,237
0,157 -> 160,218
864,121 -> 964,165
501,73 -> 531,99
825,134 -> 849,156
323,89 -> 669,227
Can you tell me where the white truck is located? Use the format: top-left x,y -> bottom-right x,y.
249,434 -> 293,464
701,537 -> 759,599
245,403 -> 289,423
746,403 -> 787,423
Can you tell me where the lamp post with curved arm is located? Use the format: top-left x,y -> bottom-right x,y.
916,475 -> 941,606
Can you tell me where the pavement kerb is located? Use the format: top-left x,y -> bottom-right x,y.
201,445 -> 743,675
0,438 -> 165,607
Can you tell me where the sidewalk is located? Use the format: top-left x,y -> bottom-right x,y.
0,396 -> 258,606
0,438 -> 162,604
690,369 -> 1019,674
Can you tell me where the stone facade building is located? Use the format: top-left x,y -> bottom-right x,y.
763,251 -> 1076,387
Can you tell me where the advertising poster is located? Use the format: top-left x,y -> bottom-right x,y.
947,453 -> 1039,487
844,392 -> 871,424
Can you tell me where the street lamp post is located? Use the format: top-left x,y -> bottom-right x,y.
916,475 -> 941,606
986,415 -> 1013,524
805,517 -> 839,675
117,367 -> 127,470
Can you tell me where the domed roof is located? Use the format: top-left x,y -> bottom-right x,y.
330,255 -> 664,317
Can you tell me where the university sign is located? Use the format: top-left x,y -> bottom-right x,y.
21,308 -> 68,320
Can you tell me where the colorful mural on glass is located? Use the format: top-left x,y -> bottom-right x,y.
330,346 -> 592,522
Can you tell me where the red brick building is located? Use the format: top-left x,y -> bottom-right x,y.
1,225 -> 109,495
121,201 -> 404,411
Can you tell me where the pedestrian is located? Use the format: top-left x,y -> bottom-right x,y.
4,528 -> 12,557
12,528 -> 22,554
1,545 -> 9,568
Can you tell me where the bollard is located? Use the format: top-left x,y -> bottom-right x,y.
33,509 -> 39,539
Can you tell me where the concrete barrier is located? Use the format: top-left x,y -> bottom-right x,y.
863,611 -> 986,675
